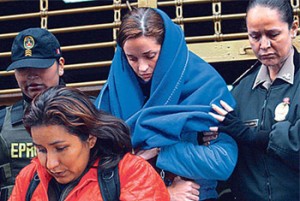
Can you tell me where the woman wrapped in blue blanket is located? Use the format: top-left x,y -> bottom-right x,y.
95,7 -> 237,201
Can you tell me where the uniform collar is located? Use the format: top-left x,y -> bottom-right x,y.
253,48 -> 295,89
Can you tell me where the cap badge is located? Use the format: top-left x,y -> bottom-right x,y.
24,36 -> 35,57
274,97 -> 290,121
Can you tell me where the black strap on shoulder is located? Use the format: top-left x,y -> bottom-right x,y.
25,172 -> 40,201
232,61 -> 260,86
98,162 -> 120,201
11,100 -> 24,126
0,107 -> 7,132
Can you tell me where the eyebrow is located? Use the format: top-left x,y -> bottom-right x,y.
126,50 -> 156,56
33,140 -> 65,146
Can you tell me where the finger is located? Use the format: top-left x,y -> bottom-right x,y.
203,131 -> 218,136
173,176 -> 181,182
208,112 -> 225,122
191,188 -> 200,196
186,193 -> 200,201
203,135 -> 217,142
209,127 -> 218,132
220,100 -> 234,112
191,182 -> 200,189
211,104 -> 228,116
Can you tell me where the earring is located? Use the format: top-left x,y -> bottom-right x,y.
59,69 -> 64,76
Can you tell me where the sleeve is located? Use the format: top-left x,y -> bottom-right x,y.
268,120 -> 300,170
118,154 -> 170,201
156,133 -> 238,181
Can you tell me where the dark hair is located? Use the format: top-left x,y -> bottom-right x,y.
246,0 -> 294,28
23,86 -> 132,169
117,7 -> 165,48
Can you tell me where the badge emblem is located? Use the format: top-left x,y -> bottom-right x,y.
274,97 -> 290,121
24,36 -> 35,56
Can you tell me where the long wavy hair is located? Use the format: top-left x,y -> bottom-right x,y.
23,86 -> 132,169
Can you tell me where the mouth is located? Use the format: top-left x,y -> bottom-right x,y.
50,170 -> 66,178
26,83 -> 45,91
141,74 -> 152,80
260,53 -> 275,60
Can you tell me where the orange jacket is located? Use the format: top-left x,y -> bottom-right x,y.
9,153 -> 170,201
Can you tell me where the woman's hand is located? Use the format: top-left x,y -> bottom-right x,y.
209,100 -> 234,126
208,100 -> 270,148
167,176 -> 200,201
136,147 -> 160,160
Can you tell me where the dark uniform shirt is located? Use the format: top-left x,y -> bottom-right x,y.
230,48 -> 300,201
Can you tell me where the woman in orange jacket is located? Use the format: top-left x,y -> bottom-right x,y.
9,86 -> 169,201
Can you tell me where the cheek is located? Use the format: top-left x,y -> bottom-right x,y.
128,62 -> 138,72
15,74 -> 25,86
41,72 -> 60,85
37,153 -> 47,167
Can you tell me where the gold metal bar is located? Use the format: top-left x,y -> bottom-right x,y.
158,0 -> 212,7
138,0 -> 157,8
0,41 -> 116,59
0,13 -> 40,21
0,80 -> 107,95
0,61 -> 112,76
63,61 -> 112,70
50,23 -> 120,34
61,42 -> 116,51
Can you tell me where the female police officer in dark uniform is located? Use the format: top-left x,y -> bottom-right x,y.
209,0 -> 299,200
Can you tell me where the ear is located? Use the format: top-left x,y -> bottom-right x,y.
87,135 -> 97,149
58,57 -> 65,76
291,20 -> 299,38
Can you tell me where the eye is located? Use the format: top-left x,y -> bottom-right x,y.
56,146 -> 67,152
36,146 -> 47,153
16,68 -> 30,74
249,33 -> 260,41
268,32 -> 279,39
146,52 -> 157,60
127,56 -> 137,62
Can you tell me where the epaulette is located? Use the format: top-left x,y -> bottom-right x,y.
232,61 -> 261,86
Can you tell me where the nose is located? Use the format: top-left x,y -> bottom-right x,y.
27,69 -> 39,79
138,60 -> 149,72
46,152 -> 60,171
260,37 -> 271,50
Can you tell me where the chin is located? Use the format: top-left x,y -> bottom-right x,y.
260,60 -> 279,67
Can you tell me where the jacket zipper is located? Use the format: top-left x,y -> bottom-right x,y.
261,88 -> 272,201
260,88 -> 271,129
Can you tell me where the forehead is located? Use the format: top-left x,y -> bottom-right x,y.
246,5 -> 288,30
123,36 -> 161,54
31,125 -> 78,145
247,5 -> 283,22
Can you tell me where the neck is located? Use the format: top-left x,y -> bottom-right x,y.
267,48 -> 293,81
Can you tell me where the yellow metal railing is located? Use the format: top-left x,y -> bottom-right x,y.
0,0 -> 299,106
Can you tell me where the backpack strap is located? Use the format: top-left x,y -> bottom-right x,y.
25,161 -> 121,201
97,162 -> 120,201
25,172 -> 40,201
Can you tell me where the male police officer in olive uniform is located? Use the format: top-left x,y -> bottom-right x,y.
0,28 -> 65,200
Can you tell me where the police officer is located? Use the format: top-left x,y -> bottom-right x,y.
0,28 -> 65,200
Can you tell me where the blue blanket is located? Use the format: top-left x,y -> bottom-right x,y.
95,8 -> 238,200
95,9 -> 235,149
